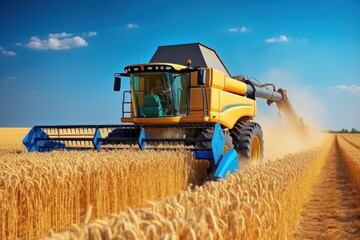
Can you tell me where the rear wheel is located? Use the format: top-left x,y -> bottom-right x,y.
230,121 -> 264,167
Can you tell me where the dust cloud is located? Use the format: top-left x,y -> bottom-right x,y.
261,125 -> 327,161
255,69 -> 329,160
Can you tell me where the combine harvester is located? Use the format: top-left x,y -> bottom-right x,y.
23,43 -> 306,179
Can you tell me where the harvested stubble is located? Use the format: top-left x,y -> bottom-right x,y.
47,135 -> 333,240
337,134 -> 360,191
0,148 -> 209,240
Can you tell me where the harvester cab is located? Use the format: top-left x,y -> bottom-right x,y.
114,64 -> 206,118
23,43 -> 306,180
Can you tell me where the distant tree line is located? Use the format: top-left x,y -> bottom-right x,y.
325,128 -> 359,133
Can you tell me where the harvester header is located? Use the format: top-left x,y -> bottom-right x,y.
23,43 -> 306,180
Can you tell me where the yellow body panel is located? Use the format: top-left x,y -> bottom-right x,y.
123,63 -> 256,129
121,117 -> 134,123
217,91 -> 256,128
188,68 -> 256,128
210,68 -> 248,95
133,117 -> 182,124
224,76 -> 248,95
209,68 -> 224,89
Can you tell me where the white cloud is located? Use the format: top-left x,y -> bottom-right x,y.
332,85 -> 360,93
126,23 -> 138,29
24,33 -> 88,50
2,76 -> 16,84
48,32 -> 73,38
228,26 -> 250,33
82,31 -> 98,38
266,35 -> 289,43
2,50 -> 17,56
0,46 -> 17,56
86,31 -> 97,37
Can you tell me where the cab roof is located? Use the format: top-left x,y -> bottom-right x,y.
150,43 -> 231,77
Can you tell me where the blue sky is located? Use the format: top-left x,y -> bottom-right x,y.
0,0 -> 359,130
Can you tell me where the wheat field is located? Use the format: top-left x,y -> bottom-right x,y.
0,128 -> 359,239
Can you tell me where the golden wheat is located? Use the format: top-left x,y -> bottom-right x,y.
0,146 -> 208,239
341,133 -> 360,149
0,128 -> 29,150
1,128 -> 344,239
45,135 -> 333,239
337,134 -> 360,190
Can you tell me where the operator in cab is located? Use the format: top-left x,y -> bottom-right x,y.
152,78 -> 167,94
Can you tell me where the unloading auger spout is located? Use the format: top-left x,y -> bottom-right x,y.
233,76 -> 307,132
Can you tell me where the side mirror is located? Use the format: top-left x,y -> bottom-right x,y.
197,68 -> 206,85
114,74 -> 121,91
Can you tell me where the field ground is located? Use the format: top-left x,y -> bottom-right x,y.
0,128 -> 359,239
293,137 -> 360,239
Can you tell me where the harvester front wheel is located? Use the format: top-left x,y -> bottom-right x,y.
231,122 -> 264,167
196,128 -> 234,150
196,128 -> 234,180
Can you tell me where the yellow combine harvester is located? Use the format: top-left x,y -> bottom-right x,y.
23,43 -> 306,179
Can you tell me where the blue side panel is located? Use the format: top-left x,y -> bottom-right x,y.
92,128 -> 102,151
23,127 -> 46,152
194,150 -> 213,159
211,123 -> 225,165
138,127 -> 146,150
37,141 -> 65,152
213,149 -> 239,179
22,127 -> 65,152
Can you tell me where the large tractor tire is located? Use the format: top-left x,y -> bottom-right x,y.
230,121 -> 264,167
196,128 -> 234,150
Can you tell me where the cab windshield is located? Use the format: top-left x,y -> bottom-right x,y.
131,72 -> 189,117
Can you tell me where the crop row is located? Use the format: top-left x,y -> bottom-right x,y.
48,136 -> 334,239
338,135 -> 360,191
